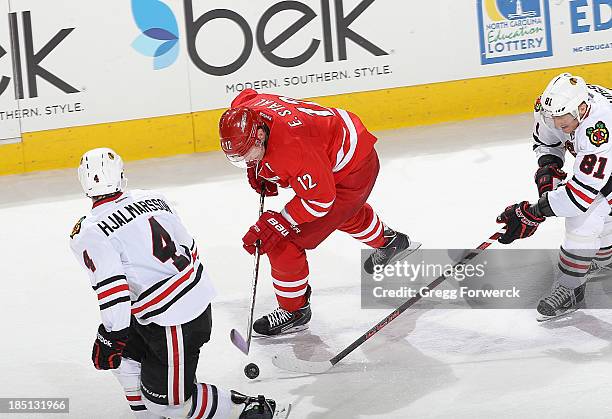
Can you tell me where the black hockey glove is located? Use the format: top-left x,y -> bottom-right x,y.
496,201 -> 545,244
92,324 -> 128,370
534,164 -> 567,196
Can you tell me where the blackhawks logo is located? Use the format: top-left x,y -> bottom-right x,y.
534,97 -> 542,112
587,121 -> 609,147
70,216 -> 86,239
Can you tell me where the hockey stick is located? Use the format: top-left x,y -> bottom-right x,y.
272,227 -> 506,373
230,186 -> 266,355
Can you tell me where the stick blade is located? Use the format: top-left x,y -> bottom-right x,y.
273,402 -> 292,418
230,329 -> 250,355
272,353 -> 333,374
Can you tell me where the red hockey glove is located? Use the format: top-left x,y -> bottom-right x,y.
534,164 -> 567,196
242,211 -> 298,255
247,165 -> 278,197
92,324 -> 128,370
496,201 -> 545,244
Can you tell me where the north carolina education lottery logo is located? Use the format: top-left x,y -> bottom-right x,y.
477,0 -> 553,64
587,121 -> 609,147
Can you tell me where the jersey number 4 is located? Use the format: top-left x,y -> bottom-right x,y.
579,155 -> 607,179
149,217 -> 190,271
83,250 -> 96,273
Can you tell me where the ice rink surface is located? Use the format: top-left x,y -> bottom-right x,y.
2,113 -> 612,418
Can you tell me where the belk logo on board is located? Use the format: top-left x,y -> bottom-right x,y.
130,0 -> 387,75
477,0 -> 553,64
131,0 -> 180,70
0,11 -> 78,98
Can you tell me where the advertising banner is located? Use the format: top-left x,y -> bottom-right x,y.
0,0 -> 20,142
0,0 -> 193,136
0,0 -> 609,140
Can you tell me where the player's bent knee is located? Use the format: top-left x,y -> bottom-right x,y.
600,221 -> 612,248
564,232 -> 601,249
565,213 -> 607,249
268,242 -> 308,278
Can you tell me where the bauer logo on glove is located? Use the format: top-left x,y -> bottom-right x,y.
267,217 -> 290,237
242,211 -> 298,255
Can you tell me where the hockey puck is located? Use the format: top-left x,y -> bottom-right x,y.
244,362 -> 260,379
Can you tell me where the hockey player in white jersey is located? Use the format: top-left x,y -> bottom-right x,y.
70,148 -> 289,418
495,73 -> 612,321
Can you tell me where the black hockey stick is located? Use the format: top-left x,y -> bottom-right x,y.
230,186 -> 266,355
272,227 -> 506,373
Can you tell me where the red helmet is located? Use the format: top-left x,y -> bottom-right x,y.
219,107 -> 266,167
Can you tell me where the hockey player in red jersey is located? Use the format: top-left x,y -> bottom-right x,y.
219,89 -> 420,336
495,74 -> 612,321
70,148 -> 289,418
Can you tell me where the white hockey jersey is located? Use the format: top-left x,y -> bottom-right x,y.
70,189 -> 216,332
532,84 -> 612,217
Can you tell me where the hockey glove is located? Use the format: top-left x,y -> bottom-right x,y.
496,201 -> 545,244
534,164 -> 567,196
242,211 -> 299,255
247,165 -> 278,197
92,324 -> 128,370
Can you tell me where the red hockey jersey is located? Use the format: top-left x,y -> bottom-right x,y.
231,89 -> 377,225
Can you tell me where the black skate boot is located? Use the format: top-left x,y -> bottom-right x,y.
363,227 -> 421,274
253,287 -> 311,336
231,391 -> 291,419
536,283 -> 586,322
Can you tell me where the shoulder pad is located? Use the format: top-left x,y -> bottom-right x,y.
70,216 -> 86,239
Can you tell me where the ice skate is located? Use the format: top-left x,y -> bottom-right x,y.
536,283 -> 586,322
253,287 -> 311,336
231,391 -> 292,418
363,227 -> 421,274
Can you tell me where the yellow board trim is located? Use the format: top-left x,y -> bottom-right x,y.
1,62 -> 611,176
19,114 -> 195,173
0,141 -> 25,174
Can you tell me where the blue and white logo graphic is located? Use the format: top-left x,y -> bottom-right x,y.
131,0 -> 179,70
477,0 -> 552,64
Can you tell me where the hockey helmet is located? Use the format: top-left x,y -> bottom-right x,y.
219,107 -> 266,168
78,147 -> 127,198
539,73 -> 590,129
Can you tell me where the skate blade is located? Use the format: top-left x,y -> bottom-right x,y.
253,324 -> 309,338
536,307 -> 579,322
390,241 -> 422,265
